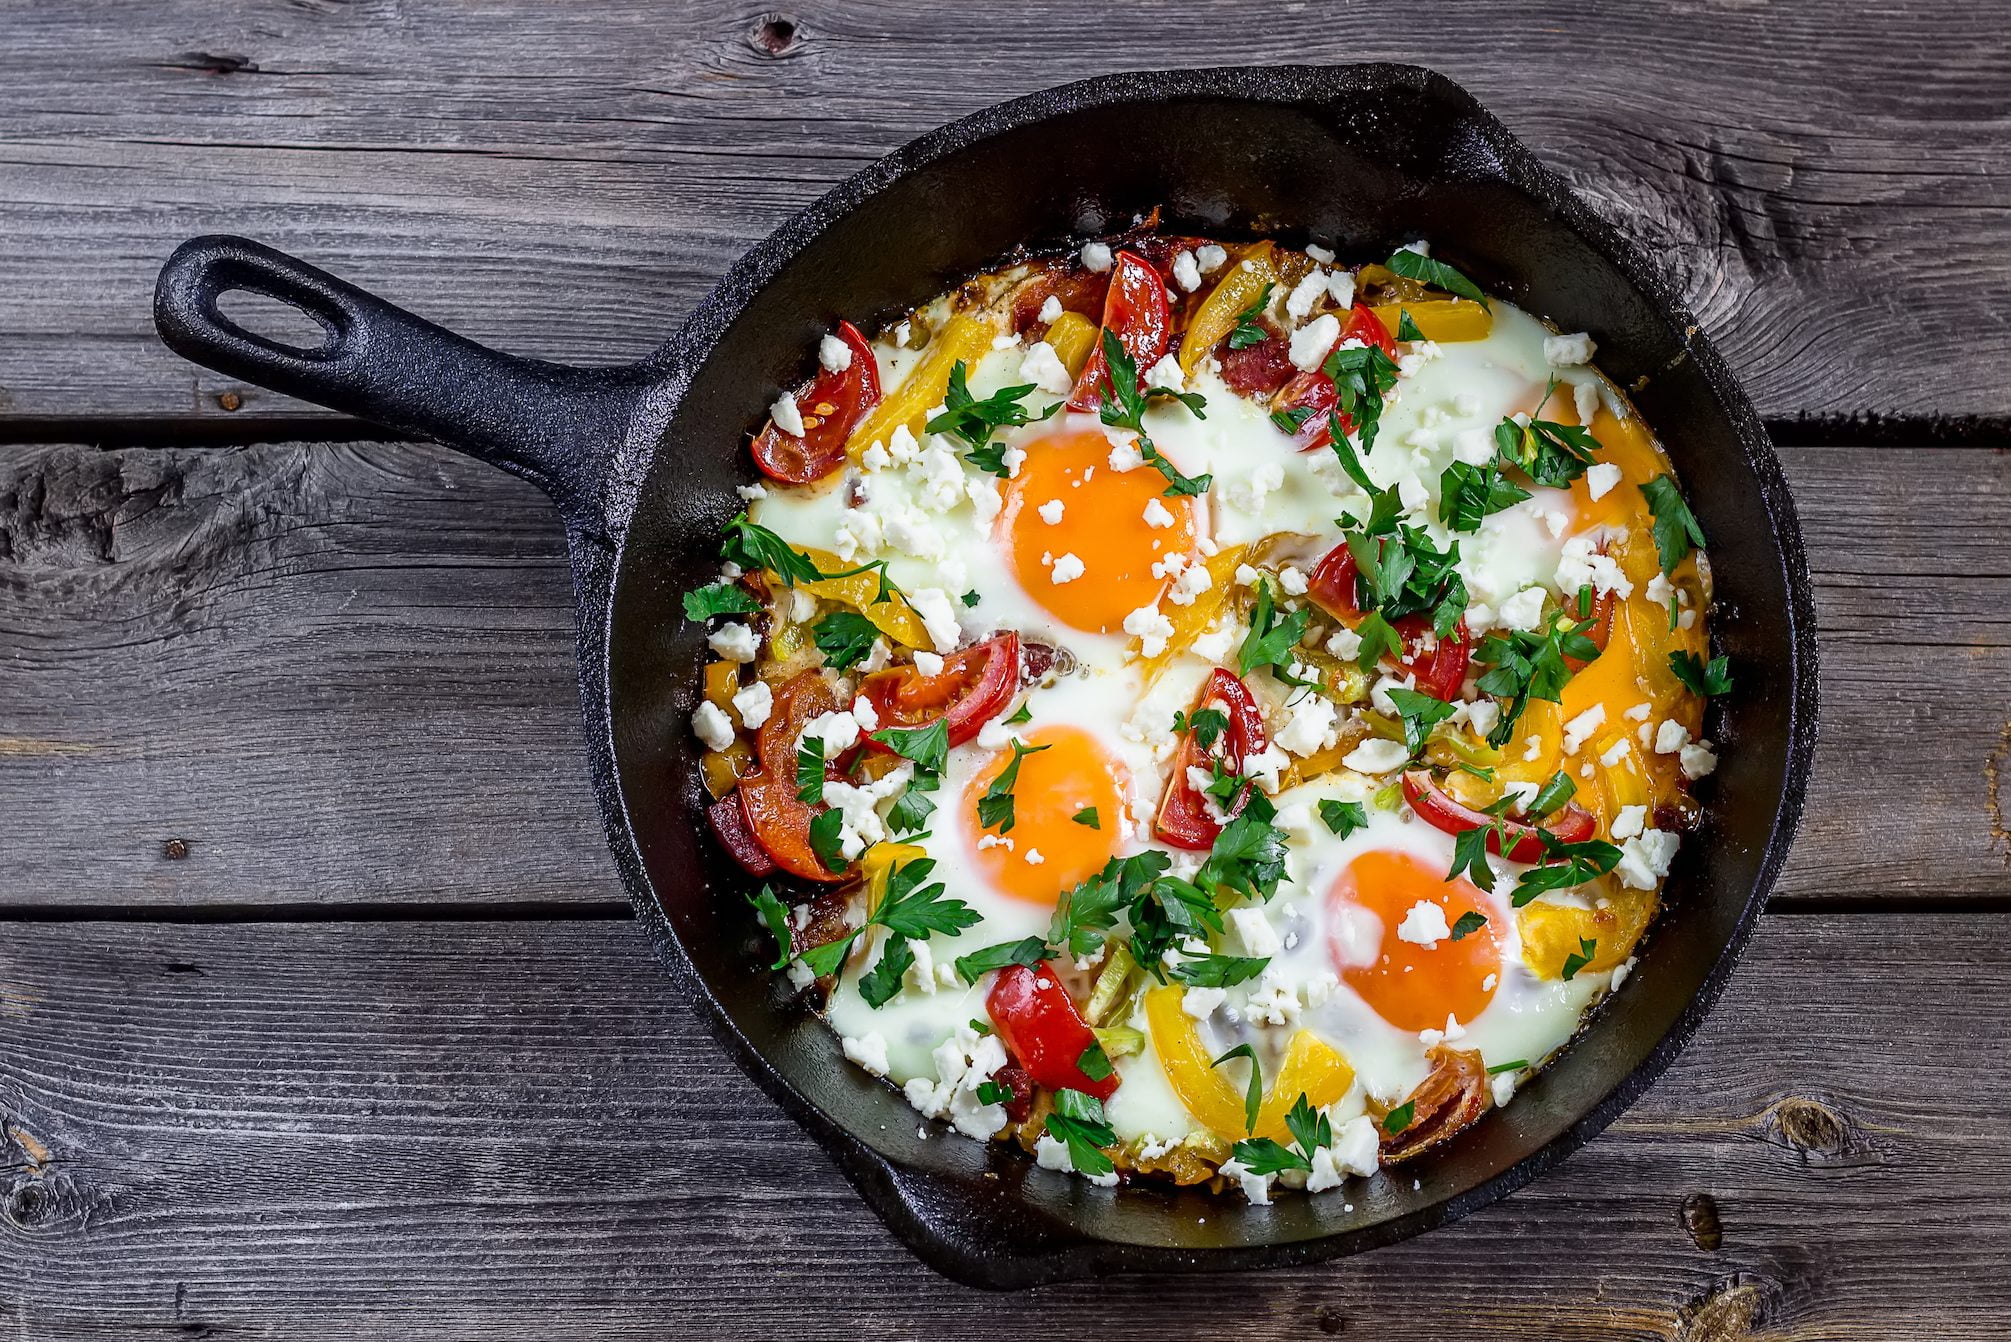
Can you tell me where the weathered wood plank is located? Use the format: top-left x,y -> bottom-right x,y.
1,913 -> 2006,1337
1,440 -> 2005,909
0,0 -> 2006,424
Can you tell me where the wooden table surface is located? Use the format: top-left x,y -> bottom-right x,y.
3,2 -> 2007,1336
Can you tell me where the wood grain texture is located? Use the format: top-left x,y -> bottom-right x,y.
0,0 -> 2006,425
2,439 -> 2005,909
1,913 -> 2006,1338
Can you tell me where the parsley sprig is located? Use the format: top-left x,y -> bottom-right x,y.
1226,284 -> 1275,349
1322,343 -> 1401,454
1472,613 -> 1602,747
801,855 -> 981,1006
683,581 -> 761,621
1642,475 -> 1707,575
1237,577 -> 1311,680
1494,409 -> 1600,488
1230,1094 -> 1334,1175
1098,330 -> 1210,497
1384,247 -> 1488,309
812,610 -> 880,671
927,360 -> 1059,476
723,514 -> 900,603
977,738 -> 1049,834
1044,1088 -> 1117,1178
1670,650 -> 1732,697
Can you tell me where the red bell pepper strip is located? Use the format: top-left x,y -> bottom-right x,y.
1154,668 -> 1269,852
1067,252 -> 1170,413
985,963 -> 1119,1101
1401,771 -> 1597,863
750,320 -> 880,484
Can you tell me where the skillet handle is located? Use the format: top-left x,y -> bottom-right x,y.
154,235 -> 650,532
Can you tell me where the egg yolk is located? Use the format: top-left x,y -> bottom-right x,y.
1328,849 -> 1501,1033
963,723 -> 1127,906
1000,428 -> 1199,634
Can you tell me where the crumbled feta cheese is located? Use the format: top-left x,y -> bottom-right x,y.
1019,340 -> 1074,396
1545,332 -> 1597,367
690,700 -> 734,751
1229,906 -> 1284,958
770,391 -> 805,437
1397,899 -> 1453,948
1123,604 -> 1176,658
736,481 -> 768,502
1037,498 -> 1065,526
1220,1158 -> 1274,1206
804,709 -> 861,755
1617,828 -> 1680,890
1182,986 -> 1227,1020
1196,244 -> 1228,274
818,333 -> 853,372
1167,560 -> 1213,608
1304,243 -> 1336,264
1490,1071 -> 1518,1108
1306,1115 -> 1381,1192
999,446 -> 1027,478
909,651 -> 943,679
1397,474 -> 1430,514
1342,736 -> 1411,775
850,695 -> 879,732
1144,354 -> 1185,390
1286,268 -> 1330,321
708,622 -> 759,663
1680,741 -> 1719,780
1611,804 -> 1647,841
1244,743 -> 1289,794
1654,719 -> 1691,755
841,1032 -> 890,1077
730,680 -> 773,730
1497,586 -> 1548,632
1556,537 -> 1634,600
1584,461 -> 1622,501
1142,497 -> 1176,529
1289,313 -> 1341,370
1050,553 -> 1086,584
1277,565 -> 1309,596
1599,736 -> 1630,768
907,587 -> 962,653
1038,294 -> 1064,324
1275,693 -> 1339,757
1191,622 -> 1234,664
1450,427 -> 1494,466
1080,241 -> 1113,272
1226,462 -> 1286,513
1327,270 -> 1357,309
1465,699 -> 1500,741
1035,1133 -> 1118,1187
858,638 -> 892,673
1562,704 -> 1607,756
1325,626 -> 1362,660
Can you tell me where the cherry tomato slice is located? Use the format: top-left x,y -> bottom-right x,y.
739,774 -> 846,883
1067,252 -> 1171,413
1400,770 -> 1597,863
1217,332 -> 1296,396
1563,587 -> 1616,673
756,670 -> 841,777
985,963 -> 1119,1101
1305,543 -> 1471,698
1272,369 -> 1342,451
1342,299 -> 1399,358
706,792 -> 777,877
858,633 -> 1019,750
1380,1045 -> 1489,1163
1154,669 -> 1269,851
750,320 -> 880,484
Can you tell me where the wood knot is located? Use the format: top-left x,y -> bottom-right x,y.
173,51 -> 258,75
1314,1306 -> 1345,1335
1680,1191 -> 1723,1250
751,13 -> 800,55
1760,1094 -> 1881,1168
1678,1274 -> 1773,1342
215,390 -> 242,412
163,837 -> 191,860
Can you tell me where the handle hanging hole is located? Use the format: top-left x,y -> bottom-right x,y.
215,286 -> 338,358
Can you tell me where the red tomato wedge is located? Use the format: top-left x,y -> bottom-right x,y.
708,669 -> 848,882
1270,303 -> 1400,451
985,963 -> 1119,1101
1067,252 -> 1171,413
1305,543 -> 1472,699
1563,588 -> 1616,673
859,633 -> 1019,750
1155,669 -> 1269,852
750,320 -> 880,484
1401,771 -> 1598,863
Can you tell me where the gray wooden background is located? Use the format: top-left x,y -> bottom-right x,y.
3,1 -> 2008,1337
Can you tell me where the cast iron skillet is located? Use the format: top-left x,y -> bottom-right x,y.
153,63 -> 1818,1289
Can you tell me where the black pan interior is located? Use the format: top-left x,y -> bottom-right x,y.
601,67 -> 1809,1269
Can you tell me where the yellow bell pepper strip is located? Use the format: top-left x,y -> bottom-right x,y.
1043,310 -> 1099,380
1370,299 -> 1492,343
1180,242 -> 1278,376
843,306 -> 1003,461
859,841 -> 928,917
1139,544 -> 1248,678
1518,881 -> 1657,979
1144,987 -> 1355,1142
795,546 -> 930,650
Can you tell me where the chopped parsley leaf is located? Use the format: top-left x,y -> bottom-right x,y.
1384,247 -> 1489,309
683,581 -> 761,621
746,885 -> 794,970
1670,650 -> 1733,697
1641,474 -> 1706,576
812,610 -> 881,671
1319,799 -> 1368,838
1211,1043 -> 1265,1133
976,738 -> 1050,834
